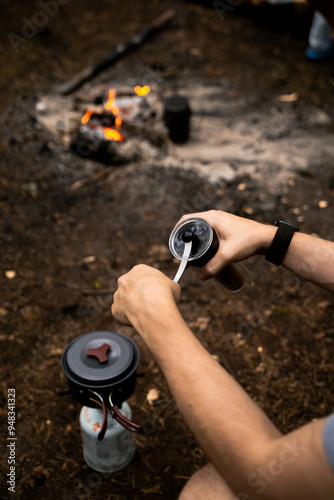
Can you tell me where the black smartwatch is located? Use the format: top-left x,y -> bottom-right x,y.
265,220 -> 299,266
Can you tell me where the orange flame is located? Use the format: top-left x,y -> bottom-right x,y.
115,116 -> 122,128
81,89 -> 124,135
134,85 -> 150,97
104,89 -> 116,111
81,110 -> 93,124
104,89 -> 122,128
104,127 -> 124,142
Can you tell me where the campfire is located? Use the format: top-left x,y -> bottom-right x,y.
80,85 -> 152,141
35,80 -> 174,165
67,84 -> 170,164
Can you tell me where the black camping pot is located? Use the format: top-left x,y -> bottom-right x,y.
62,331 -> 142,439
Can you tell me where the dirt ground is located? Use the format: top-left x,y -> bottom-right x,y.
1,1 -> 334,499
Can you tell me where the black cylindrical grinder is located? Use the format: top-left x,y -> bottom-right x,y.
169,218 -> 245,292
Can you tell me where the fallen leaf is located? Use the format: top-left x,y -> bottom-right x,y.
141,484 -> 161,494
24,465 -> 50,485
5,270 -> 16,279
0,307 -> 8,316
147,388 -> 160,405
242,206 -> 255,215
81,255 -> 96,265
234,339 -> 247,349
255,362 -> 266,373
195,316 -> 210,331
277,92 -> 298,102
70,179 -> 87,191
190,47 -> 202,57
317,300 -> 331,309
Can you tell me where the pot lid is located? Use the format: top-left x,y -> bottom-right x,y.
62,331 -> 139,387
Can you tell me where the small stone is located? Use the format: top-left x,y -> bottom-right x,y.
35,101 -> 46,112
5,270 -> 16,279
318,200 -> 328,209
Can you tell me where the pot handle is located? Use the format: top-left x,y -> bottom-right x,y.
109,394 -> 143,433
88,390 -> 108,441
98,400 -> 108,441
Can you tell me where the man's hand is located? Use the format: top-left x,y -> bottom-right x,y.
111,264 -> 181,327
176,210 -> 275,280
176,210 -> 334,292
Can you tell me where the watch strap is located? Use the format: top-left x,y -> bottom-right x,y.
265,221 -> 299,266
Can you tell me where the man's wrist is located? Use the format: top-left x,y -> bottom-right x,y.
257,224 -> 277,255
129,296 -> 181,338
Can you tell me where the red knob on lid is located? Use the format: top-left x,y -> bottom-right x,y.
87,343 -> 111,363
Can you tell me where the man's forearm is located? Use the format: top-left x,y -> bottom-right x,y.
132,304 -> 281,494
112,263 -> 334,498
261,226 -> 334,292
281,232 -> 334,291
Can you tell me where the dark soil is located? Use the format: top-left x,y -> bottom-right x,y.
0,1 -> 333,499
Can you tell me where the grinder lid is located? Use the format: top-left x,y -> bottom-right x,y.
169,217 -> 213,261
61,330 -> 139,387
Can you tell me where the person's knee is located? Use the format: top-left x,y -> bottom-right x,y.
178,463 -> 238,500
